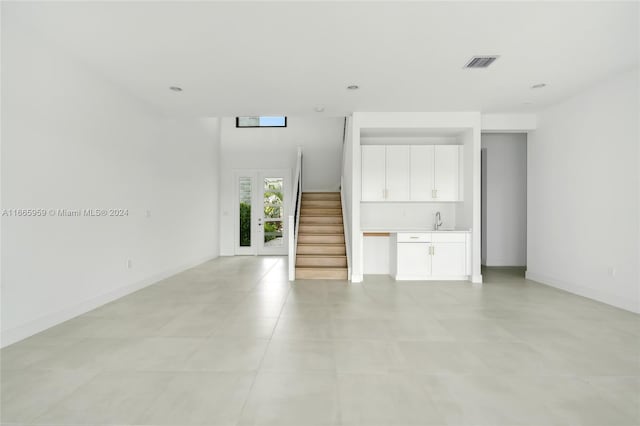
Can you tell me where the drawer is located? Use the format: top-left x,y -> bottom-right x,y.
396,233 -> 431,243
431,232 -> 466,243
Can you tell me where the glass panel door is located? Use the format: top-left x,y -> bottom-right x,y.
258,172 -> 288,255
234,170 -> 289,256
239,177 -> 253,247
262,177 -> 284,247
235,174 -> 256,255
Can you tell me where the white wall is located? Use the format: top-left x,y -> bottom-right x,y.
481,133 -> 527,267
455,129 -> 474,231
1,20 -> 221,346
360,203 -> 457,231
527,68 -> 639,313
481,114 -> 537,133
218,117 -> 343,255
363,236 -> 390,274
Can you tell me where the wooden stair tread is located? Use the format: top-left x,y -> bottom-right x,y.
298,233 -> 344,235
301,217 -> 343,220
296,266 -> 347,270
297,254 -> 346,257
296,192 -> 346,280
298,243 -> 345,246
296,255 -> 346,258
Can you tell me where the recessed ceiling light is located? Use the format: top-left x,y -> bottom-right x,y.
347,85 -> 359,90
314,105 -> 325,112
531,83 -> 547,89
522,101 -> 534,105
169,86 -> 183,92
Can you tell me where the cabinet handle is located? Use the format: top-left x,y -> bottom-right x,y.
432,189 -> 437,199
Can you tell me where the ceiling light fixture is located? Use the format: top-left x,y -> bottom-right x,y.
314,105 -> 325,112
347,85 -> 359,90
531,83 -> 547,89
169,86 -> 183,92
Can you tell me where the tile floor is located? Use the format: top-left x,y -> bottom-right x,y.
1,256 -> 639,425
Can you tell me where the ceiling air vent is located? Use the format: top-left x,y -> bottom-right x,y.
464,56 -> 499,69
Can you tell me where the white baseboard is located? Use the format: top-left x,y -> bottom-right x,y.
0,253 -> 218,348
393,275 -> 470,281
472,274 -> 483,284
525,270 -> 640,314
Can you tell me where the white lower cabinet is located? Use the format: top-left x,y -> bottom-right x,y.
431,243 -> 466,276
391,232 -> 468,280
396,241 -> 431,278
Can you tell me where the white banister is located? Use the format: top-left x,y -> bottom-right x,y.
340,176 -> 351,280
288,147 -> 303,281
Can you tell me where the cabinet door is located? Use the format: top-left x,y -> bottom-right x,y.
385,146 -> 410,201
397,243 -> 431,278
434,146 -> 459,201
361,146 -> 386,201
410,145 -> 435,201
431,243 -> 466,276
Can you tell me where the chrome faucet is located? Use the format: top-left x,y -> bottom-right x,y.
434,211 -> 443,231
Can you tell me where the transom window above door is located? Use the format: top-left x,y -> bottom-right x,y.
236,116 -> 287,128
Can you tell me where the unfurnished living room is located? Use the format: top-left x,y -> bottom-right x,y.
1,1 -> 639,425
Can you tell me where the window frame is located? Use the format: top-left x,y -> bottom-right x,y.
235,116 -> 288,128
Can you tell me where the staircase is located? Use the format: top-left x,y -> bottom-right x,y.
295,192 -> 348,280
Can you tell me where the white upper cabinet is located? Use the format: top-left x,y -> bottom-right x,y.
385,146 -> 410,201
434,145 -> 460,201
409,145 -> 435,201
361,145 -> 386,201
362,144 -> 462,202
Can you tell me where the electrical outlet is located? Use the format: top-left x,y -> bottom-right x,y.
608,266 -> 616,277
127,259 -> 133,269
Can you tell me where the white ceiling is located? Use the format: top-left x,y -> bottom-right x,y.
6,1 -> 639,117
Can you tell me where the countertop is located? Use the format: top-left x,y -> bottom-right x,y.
362,228 -> 471,233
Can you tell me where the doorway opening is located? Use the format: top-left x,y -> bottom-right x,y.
481,133 -> 528,276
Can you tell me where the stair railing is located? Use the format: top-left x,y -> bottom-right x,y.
340,176 -> 351,280
288,147 -> 303,281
